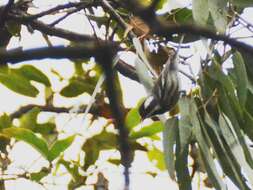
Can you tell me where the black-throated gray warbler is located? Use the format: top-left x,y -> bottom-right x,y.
139,49 -> 180,118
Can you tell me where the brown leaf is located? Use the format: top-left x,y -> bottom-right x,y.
129,16 -> 150,38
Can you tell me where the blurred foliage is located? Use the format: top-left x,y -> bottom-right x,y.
0,0 -> 253,190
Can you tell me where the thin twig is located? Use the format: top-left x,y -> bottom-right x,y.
179,69 -> 196,83
23,2 -> 90,20
9,102 -> 115,120
9,15 -> 99,42
49,6 -> 84,27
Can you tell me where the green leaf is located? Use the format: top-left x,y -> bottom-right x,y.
133,37 -> 154,91
2,127 -> 49,159
208,0 -> 227,33
190,101 -> 227,190
243,110 -> 253,142
35,123 -> 56,135
232,51 -> 248,106
48,135 -> 75,161
82,130 -> 117,170
0,114 -> 12,130
19,107 -> 56,135
0,136 -> 10,152
208,61 -> 241,115
129,121 -> 163,139
6,21 -> 21,37
175,132 -> 191,190
134,57 -> 154,91
232,0 -> 253,8
163,117 -> 178,180
72,59 -> 85,76
147,147 -> 166,170
30,167 -> 50,182
155,0 -> 167,10
19,107 -> 40,130
218,87 -> 253,167
219,113 -> 253,186
178,97 -> 193,151
125,107 -> 142,130
245,91 -> 253,116
203,110 -> 250,190
164,8 -> 193,24
108,159 -> 121,166
12,65 -> 51,87
60,78 -> 94,97
58,159 -> 82,181
0,72 -> 39,97
192,0 -> 209,26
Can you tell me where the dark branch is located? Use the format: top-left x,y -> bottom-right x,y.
0,44 -> 119,64
10,104 -> 72,119
23,2 -> 88,20
9,15 -> 98,42
95,47 -> 131,188
0,0 -> 15,28
9,102 -> 123,120
101,0 -> 136,39
48,6 -> 84,27
122,0 -> 253,55
116,59 -> 139,82
155,24 -> 253,55
0,44 -> 139,83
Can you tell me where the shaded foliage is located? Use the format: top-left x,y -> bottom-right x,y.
0,0 -> 253,190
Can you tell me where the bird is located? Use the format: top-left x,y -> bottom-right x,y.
139,48 -> 180,118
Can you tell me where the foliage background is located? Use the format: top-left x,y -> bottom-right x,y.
0,0 -> 253,190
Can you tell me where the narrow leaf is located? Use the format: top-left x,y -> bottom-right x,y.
130,121 -> 163,139
60,79 -> 94,97
208,0 -> 227,33
147,147 -> 166,170
232,51 -> 248,106
2,127 -> 49,159
232,0 -> 253,8
163,117 -> 178,180
134,57 -> 154,92
48,135 -> 75,161
0,72 -> 39,97
192,0 -> 209,26
219,113 -> 253,186
12,65 -> 51,86
0,114 -> 12,130
175,127 -> 192,190
125,107 -> 142,130
190,101 -> 226,190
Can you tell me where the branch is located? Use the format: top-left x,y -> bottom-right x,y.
23,2 -> 91,20
9,102 -> 126,120
0,0 -> 15,28
48,6 -> 84,27
96,48 -> 131,188
116,59 -> 139,82
155,24 -> 253,55
9,15 -> 98,42
9,104 -> 72,119
0,44 -> 119,64
101,0 -> 136,39
0,45 -> 140,84
123,0 -> 253,55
